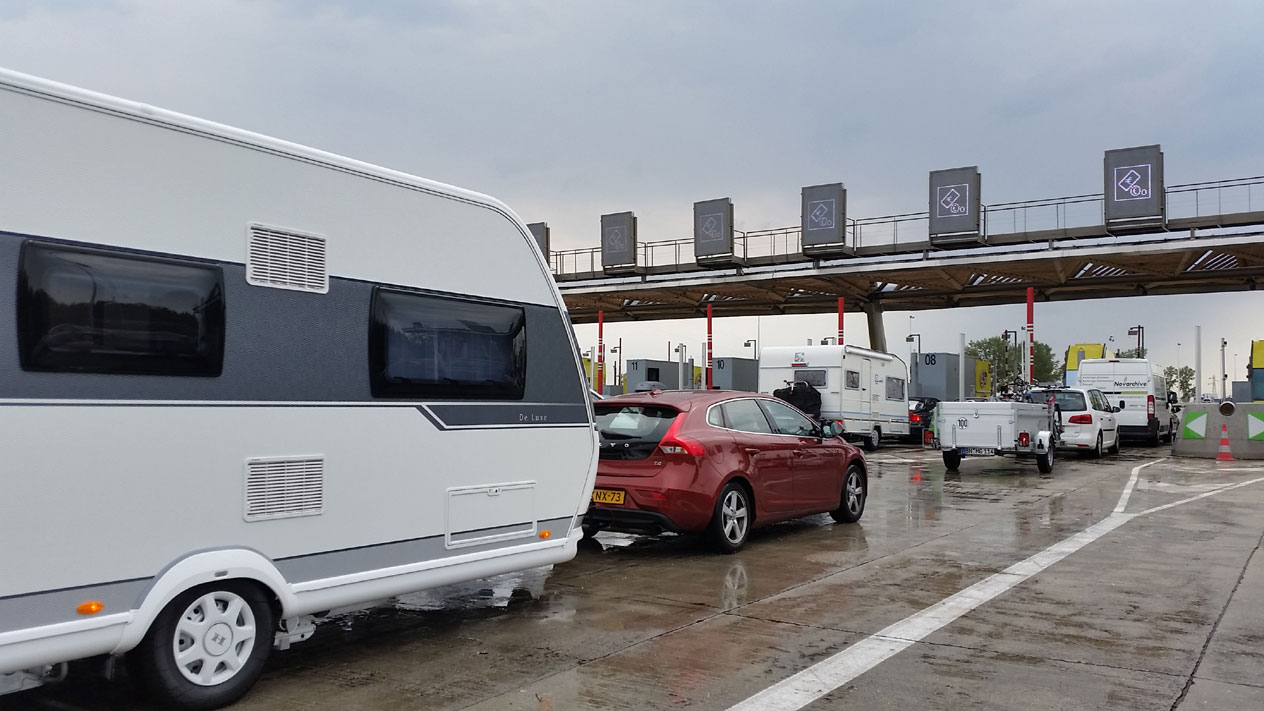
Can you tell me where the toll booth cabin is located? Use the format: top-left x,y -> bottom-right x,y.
626,358 -> 696,390
711,357 -> 759,391
909,352 -> 991,400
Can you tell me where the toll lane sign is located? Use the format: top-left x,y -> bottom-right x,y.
928,166 -> 981,241
600,211 -> 638,268
801,183 -> 848,254
1104,145 -> 1164,223
1182,411 -> 1207,440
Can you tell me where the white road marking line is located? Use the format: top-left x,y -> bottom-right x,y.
1137,477 -> 1264,516
728,460 -> 1263,711
1113,457 -> 1164,513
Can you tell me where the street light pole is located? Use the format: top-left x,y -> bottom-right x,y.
906,333 -> 921,398
1221,338 -> 1228,400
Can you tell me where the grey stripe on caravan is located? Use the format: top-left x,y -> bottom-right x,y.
0,578 -> 151,635
275,516 -> 574,584
0,517 -> 575,634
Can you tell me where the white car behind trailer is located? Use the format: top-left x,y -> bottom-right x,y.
0,67 -> 598,708
927,400 -> 1060,473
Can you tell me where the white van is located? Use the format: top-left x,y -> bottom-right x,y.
758,345 -> 910,450
0,68 -> 597,707
1076,358 -> 1176,445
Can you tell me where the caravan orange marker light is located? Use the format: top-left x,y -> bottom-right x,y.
76,601 -> 104,615
538,530 -> 551,539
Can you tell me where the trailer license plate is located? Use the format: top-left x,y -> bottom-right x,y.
591,489 -> 625,505
961,447 -> 997,456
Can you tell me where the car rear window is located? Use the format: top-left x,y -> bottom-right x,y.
1046,391 -> 1086,412
594,404 -> 680,460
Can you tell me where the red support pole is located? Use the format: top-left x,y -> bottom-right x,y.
597,310 -> 605,391
1026,288 -> 1035,384
837,297 -> 845,347
706,304 -> 713,390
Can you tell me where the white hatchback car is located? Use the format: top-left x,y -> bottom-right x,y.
1031,387 -> 1120,457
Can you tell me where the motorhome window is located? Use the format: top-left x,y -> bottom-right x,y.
721,398 -> 774,434
794,369 -> 827,387
885,377 -> 906,400
370,289 -> 526,399
845,370 -> 861,390
17,242 -> 225,376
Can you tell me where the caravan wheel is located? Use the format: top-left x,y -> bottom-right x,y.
130,581 -> 274,710
862,427 -> 880,452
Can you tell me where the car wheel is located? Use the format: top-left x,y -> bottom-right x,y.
862,427 -> 880,452
708,482 -> 752,554
1108,433 -> 1120,455
1091,432 -> 1103,459
129,581 -> 274,711
581,524 -> 599,539
1037,446 -> 1054,474
943,450 -> 961,471
830,464 -> 867,524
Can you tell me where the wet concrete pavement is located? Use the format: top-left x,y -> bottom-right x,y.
9,446 -> 1264,710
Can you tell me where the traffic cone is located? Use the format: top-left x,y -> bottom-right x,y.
1217,424 -> 1235,462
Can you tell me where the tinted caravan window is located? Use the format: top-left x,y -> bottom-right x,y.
370,289 -> 527,399
17,242 -> 225,376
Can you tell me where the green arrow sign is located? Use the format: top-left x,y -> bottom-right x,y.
1183,412 -> 1208,440
1249,412 -> 1264,441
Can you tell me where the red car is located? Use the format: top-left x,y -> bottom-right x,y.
584,390 -> 869,553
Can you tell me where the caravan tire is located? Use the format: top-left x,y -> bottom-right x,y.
863,428 -> 880,452
129,581 -> 274,710
943,450 -> 961,471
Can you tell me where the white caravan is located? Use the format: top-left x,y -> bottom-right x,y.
758,345 -> 910,450
1076,358 -> 1176,445
0,68 -> 597,708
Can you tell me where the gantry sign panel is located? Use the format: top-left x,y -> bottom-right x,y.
1104,145 -> 1165,224
527,222 -> 550,256
601,211 -> 638,270
693,198 -> 735,260
801,183 -> 849,255
928,166 -> 982,244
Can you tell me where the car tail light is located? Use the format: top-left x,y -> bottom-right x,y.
910,413 -> 922,424
1068,414 -> 1093,425
1018,432 -> 1030,446
1147,395 -> 1155,416
658,414 -> 706,457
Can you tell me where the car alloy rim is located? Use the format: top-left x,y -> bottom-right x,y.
846,470 -> 864,515
172,590 -> 258,686
722,489 -> 749,544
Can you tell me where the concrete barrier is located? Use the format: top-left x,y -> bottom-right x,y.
1172,402 -> 1264,459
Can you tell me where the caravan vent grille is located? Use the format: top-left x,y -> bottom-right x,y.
244,457 -> 325,522
246,224 -> 329,293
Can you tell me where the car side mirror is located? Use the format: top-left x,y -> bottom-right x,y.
1111,406 -> 1121,413
1168,391 -> 1178,405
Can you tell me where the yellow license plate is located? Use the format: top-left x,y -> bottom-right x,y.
591,488 -> 625,505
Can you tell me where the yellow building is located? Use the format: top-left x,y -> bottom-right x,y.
1064,343 -> 1107,386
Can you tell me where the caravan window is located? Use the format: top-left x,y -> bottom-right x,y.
370,289 -> 527,399
844,370 -> 861,390
17,242 -> 225,376
885,377 -> 906,400
794,369 -> 827,387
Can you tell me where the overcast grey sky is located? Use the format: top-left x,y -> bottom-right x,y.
3,1 -> 1262,390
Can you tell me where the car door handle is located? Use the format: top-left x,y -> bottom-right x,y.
793,450 -> 808,457
744,447 -> 760,456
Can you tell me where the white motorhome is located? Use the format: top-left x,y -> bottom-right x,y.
1076,358 -> 1176,445
758,345 -> 910,450
0,69 -> 597,708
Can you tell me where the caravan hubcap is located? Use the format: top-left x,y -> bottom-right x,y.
172,590 -> 257,686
